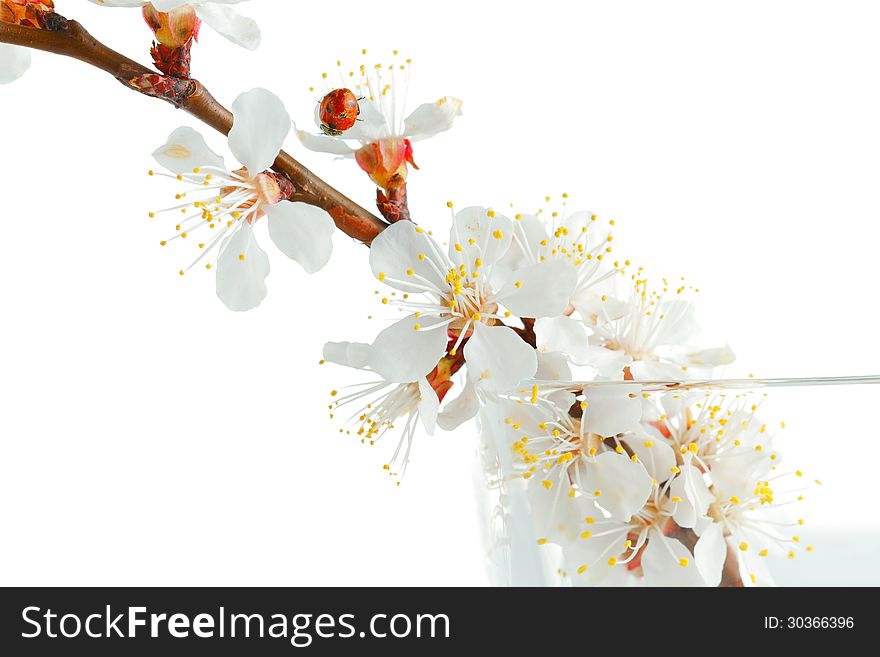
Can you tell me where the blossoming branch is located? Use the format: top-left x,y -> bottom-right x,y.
1,1 -> 826,588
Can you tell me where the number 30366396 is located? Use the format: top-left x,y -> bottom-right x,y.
764,617 -> 854,629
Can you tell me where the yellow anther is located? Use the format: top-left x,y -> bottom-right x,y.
541,480 -> 553,490
607,557 -> 618,567
536,538 -> 548,546
239,254 -> 246,261
739,542 -> 749,551
580,531 -> 591,539
492,230 -> 503,239
678,558 -> 689,567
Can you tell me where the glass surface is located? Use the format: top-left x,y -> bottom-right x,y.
476,377 -> 880,586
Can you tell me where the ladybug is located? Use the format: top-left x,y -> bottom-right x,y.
319,88 -> 361,136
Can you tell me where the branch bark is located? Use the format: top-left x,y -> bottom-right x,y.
0,16 -> 388,245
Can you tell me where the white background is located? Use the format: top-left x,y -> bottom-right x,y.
1,0 -> 879,586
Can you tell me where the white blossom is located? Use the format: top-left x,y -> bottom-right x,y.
295,53 -> 461,188
149,88 -> 334,311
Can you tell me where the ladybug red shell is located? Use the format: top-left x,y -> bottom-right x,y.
319,88 -> 360,136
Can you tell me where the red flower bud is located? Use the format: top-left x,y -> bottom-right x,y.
142,4 -> 201,50
355,138 -> 411,191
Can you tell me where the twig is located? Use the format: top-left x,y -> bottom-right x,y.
0,16 -> 388,245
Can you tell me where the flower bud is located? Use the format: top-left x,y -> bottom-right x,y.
142,4 -> 200,49
1,0 -> 55,27
355,138 -> 417,191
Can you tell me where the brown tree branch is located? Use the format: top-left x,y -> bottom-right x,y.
0,16 -> 389,245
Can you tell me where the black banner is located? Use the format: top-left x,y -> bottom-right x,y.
0,587 -> 868,654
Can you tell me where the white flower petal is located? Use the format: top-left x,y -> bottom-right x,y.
535,350 -> 571,381
323,341 -> 371,370
577,293 -> 629,325
581,384 -> 643,436
564,501 -> 626,587
228,88 -> 290,174
330,99 -> 388,143
527,476 -> 581,544
215,223 -> 269,311
737,545 -> 776,587
584,452 -> 653,521
629,360 -> 683,380
368,315 -> 447,383
580,346 -> 633,378
369,221 -> 446,293
265,201 -> 334,274
642,535 -> 705,587
195,3 -> 261,50
87,0 -> 147,7
562,210 -> 601,236
684,344 -> 736,367
152,126 -> 225,174
653,299 -> 698,346
403,96 -> 463,141
626,434 -> 677,482
499,213 -> 547,271
437,379 -> 479,431
535,316 -> 590,362
150,0 -> 190,10
448,206 -> 512,272
294,123 -> 357,156
464,323 -> 537,393
417,379 -> 439,436
710,448 -> 772,502
694,522 -> 727,588
496,259 -> 577,318
0,44 -> 31,85
670,464 -> 714,529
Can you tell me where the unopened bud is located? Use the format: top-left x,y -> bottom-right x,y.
142,4 -> 200,49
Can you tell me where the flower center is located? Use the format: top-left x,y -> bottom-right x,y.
220,168 -> 282,221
